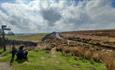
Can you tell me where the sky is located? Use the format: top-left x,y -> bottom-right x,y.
0,0 -> 115,33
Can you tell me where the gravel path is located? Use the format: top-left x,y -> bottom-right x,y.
0,62 -> 11,70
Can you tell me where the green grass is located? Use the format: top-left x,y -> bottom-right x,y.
0,49 -> 106,70
0,48 -> 11,62
6,33 -> 47,42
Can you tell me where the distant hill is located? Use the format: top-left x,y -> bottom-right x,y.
61,29 -> 115,37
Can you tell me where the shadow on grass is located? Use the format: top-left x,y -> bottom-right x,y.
0,51 -> 4,55
16,59 -> 28,63
0,51 -> 11,57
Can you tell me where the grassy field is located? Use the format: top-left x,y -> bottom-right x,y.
0,49 -> 106,70
6,33 -> 47,42
0,33 -> 108,70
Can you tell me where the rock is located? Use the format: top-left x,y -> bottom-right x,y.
42,32 -> 63,42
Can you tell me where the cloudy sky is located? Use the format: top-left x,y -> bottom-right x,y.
0,0 -> 115,33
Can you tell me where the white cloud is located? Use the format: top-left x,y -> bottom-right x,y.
0,0 -> 115,33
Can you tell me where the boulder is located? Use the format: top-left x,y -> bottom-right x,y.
42,32 -> 63,42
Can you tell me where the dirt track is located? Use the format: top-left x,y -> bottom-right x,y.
0,62 -> 11,70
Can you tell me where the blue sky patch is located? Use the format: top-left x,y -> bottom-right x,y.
0,0 -> 15,4
111,0 -> 115,7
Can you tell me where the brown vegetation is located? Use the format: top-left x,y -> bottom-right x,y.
42,30 -> 115,70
